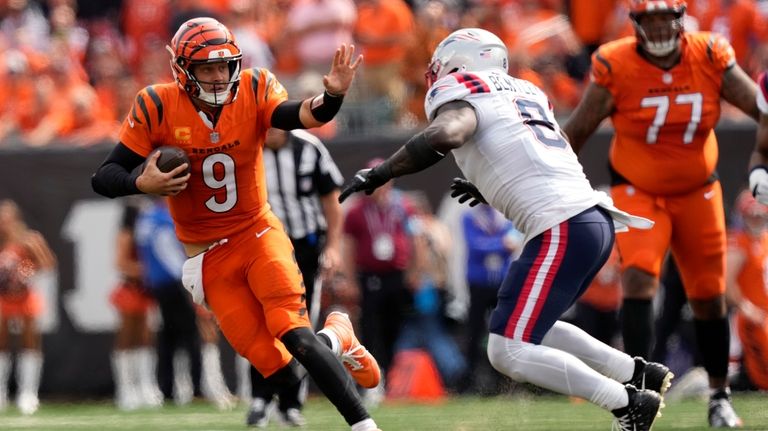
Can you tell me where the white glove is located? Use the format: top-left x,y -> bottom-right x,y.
182,253 -> 206,305
749,167 -> 768,205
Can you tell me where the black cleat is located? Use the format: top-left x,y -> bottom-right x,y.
627,357 -> 674,397
708,389 -> 743,428
612,384 -> 663,431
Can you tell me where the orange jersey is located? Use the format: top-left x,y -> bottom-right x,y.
591,32 -> 736,195
119,68 -> 288,243
729,230 -> 768,311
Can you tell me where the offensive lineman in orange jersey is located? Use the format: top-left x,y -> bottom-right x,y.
725,191 -> 768,392
91,17 -> 382,431
562,1 -> 758,427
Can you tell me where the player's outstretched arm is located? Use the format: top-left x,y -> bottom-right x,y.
300,44 -> 362,129
338,101 -> 477,203
562,82 -> 614,154
721,64 -> 758,121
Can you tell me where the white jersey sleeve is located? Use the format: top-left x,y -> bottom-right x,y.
424,74 -> 477,121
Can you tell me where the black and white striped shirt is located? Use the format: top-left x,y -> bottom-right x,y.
263,130 -> 343,240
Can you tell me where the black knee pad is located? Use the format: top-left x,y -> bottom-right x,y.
281,327 -> 318,359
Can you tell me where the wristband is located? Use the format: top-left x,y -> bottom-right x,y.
309,90 -> 344,122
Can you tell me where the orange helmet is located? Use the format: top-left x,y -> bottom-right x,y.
167,17 -> 243,106
629,0 -> 686,57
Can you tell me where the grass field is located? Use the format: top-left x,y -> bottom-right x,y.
0,393 -> 767,431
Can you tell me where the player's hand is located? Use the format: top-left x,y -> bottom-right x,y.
749,166 -> 768,205
136,151 -> 190,196
320,245 -> 341,282
323,44 -> 362,96
338,168 -> 389,203
450,177 -> 487,207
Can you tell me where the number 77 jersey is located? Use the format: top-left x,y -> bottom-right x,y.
590,32 -> 736,195
119,68 -> 288,244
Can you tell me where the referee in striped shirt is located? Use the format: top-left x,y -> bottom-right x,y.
246,128 -> 344,427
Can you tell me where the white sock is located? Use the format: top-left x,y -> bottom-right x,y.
201,343 -> 233,406
541,321 -> 635,383
17,350 -> 42,397
487,333 -> 628,411
136,347 -> 163,406
112,350 -> 137,409
235,355 -> 252,404
0,351 -> 10,408
350,418 -> 378,431
173,351 -> 194,406
317,328 -> 341,356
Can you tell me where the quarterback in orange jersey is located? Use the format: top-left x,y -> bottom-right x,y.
725,191 -> 768,391
91,17 -> 382,431
563,0 -> 758,427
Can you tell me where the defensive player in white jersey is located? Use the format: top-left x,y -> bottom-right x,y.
339,28 -> 671,431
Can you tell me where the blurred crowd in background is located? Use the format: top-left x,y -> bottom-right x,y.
2,0 -> 768,148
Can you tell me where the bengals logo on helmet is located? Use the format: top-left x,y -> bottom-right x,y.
629,0 -> 686,57
629,0 -> 686,16
166,17 -> 243,106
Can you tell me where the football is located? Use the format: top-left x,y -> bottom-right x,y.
145,145 -> 190,178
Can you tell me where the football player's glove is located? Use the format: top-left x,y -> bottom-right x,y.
450,177 -> 487,207
338,167 -> 390,203
749,166 -> 768,205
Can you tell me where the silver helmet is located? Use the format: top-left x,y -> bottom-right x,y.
425,28 -> 508,87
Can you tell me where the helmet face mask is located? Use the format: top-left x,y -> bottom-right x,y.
629,0 -> 686,57
425,28 -> 508,88
168,17 -> 243,106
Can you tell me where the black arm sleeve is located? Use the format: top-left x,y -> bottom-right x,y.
270,100 -> 305,130
91,143 -> 146,198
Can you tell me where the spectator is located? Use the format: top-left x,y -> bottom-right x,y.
228,0 -> 274,70
0,50 -> 46,145
286,0 -> 357,76
119,0 -> 171,73
394,191 -> 466,391
457,203 -> 522,394
691,0 -> 768,75
0,200 -> 56,415
109,198 -> 163,411
401,0 -> 453,125
342,158 -> 416,405
353,0 -> 414,124
133,198 -> 203,405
